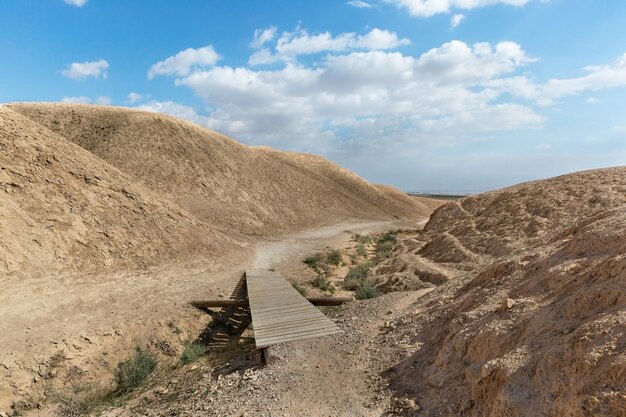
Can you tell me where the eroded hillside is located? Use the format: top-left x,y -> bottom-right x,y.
374,167 -> 626,416
7,103 -> 430,240
0,106 -> 234,278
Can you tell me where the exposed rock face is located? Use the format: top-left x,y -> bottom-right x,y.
378,168 -> 626,417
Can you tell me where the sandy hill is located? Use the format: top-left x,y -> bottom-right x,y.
1,103 -> 430,278
371,167 -> 626,416
0,106 -> 233,278
7,103 -> 430,240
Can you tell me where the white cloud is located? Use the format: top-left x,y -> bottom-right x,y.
248,48 -> 282,66
386,0 -> 531,17
614,125 -> 626,133
95,96 -> 111,105
450,13 -> 465,28
347,1 -> 373,8
62,59 -> 108,80
250,26 -> 278,49
147,45 -> 220,79
585,136 -> 603,143
60,95 -> 111,105
488,52 -> 626,105
356,28 -> 411,49
275,28 -> 410,56
61,96 -> 91,104
136,101 -> 210,126
166,40 -> 544,151
151,34 -> 626,175
246,27 -> 410,66
585,97 -> 600,104
63,0 -> 87,7
127,92 -> 144,103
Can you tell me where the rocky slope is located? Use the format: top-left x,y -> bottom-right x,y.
376,167 -> 626,416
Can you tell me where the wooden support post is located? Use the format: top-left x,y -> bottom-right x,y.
260,347 -> 275,366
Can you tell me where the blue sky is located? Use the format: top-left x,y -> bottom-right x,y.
1,0 -> 626,192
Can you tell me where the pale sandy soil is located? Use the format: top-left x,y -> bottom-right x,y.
89,224 -> 433,417
1,219 -> 412,414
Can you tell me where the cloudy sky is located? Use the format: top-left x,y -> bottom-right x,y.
2,1 -> 626,193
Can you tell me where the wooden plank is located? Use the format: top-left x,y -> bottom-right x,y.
246,269 -> 342,348
191,297 -> 351,309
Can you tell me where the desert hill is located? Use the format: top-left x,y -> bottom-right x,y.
7,103 -> 430,240
373,167 -> 626,290
0,106 -> 234,278
372,167 -> 626,416
1,103 -> 432,277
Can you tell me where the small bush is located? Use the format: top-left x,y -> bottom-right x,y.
56,383 -> 116,417
346,262 -> 374,280
355,283 -> 380,300
355,243 -> 367,257
55,384 -> 116,417
374,231 -> 397,261
304,253 -> 322,268
376,231 -> 397,245
344,276 -> 361,291
354,233 -> 373,244
292,282 -> 308,296
313,274 -> 335,294
114,346 -> 157,394
375,240 -> 395,260
326,249 -> 342,266
179,343 -> 206,365
344,262 -> 374,290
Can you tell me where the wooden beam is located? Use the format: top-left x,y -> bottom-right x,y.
191,299 -> 248,308
191,296 -> 352,309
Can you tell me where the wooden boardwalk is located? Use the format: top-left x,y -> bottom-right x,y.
246,270 -> 342,348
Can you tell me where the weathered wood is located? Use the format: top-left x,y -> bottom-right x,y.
202,273 -> 252,350
246,270 -> 342,348
191,299 -> 248,308
191,296 -> 352,309
260,347 -> 277,365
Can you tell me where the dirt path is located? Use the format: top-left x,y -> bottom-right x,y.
86,219 -> 433,417
252,220 -> 401,270
3,219 -> 415,414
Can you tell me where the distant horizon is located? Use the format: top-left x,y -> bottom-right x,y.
1,0 -> 626,192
